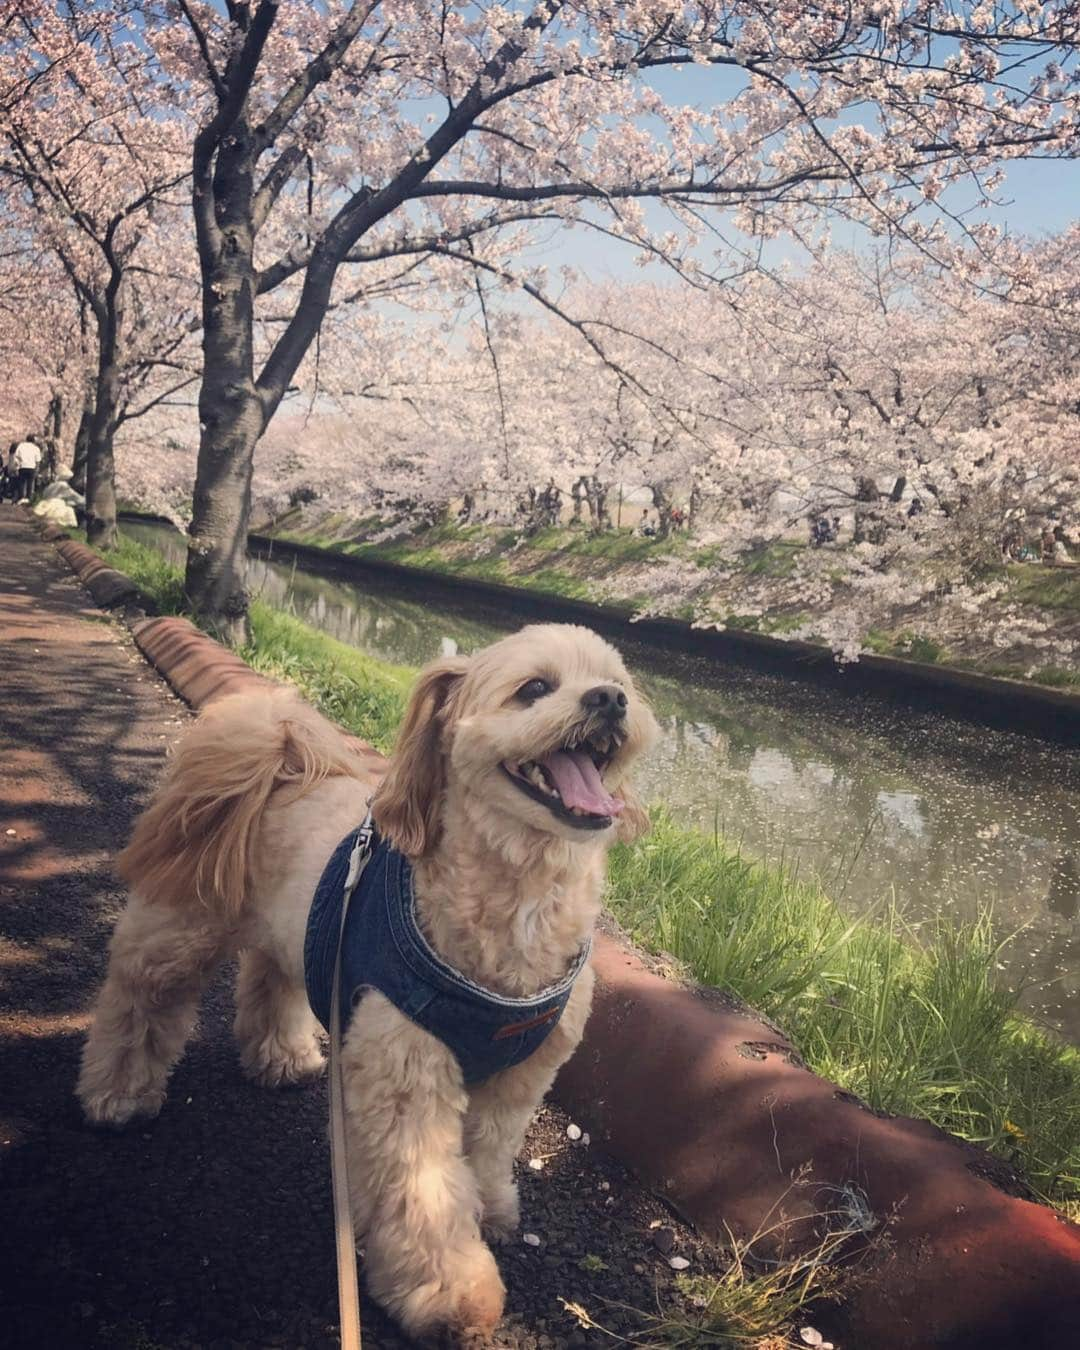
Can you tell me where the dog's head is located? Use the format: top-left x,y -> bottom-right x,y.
373,624 -> 658,859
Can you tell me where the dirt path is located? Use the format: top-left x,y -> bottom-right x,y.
0,512 -> 721,1350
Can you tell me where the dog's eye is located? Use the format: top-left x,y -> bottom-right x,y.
517,678 -> 553,703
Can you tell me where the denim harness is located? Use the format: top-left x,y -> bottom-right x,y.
304,825 -> 590,1086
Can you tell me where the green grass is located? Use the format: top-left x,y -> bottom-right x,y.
513,567 -> 595,601
1006,564 -> 1080,612
738,540 -> 804,578
101,535 -> 187,615
634,1213 -> 853,1348
864,628 -> 948,664
97,530 -> 1080,1210
1033,665 -> 1080,690
99,534 -> 410,753
242,603 -> 411,754
720,611 -> 809,636
566,1188 -> 863,1348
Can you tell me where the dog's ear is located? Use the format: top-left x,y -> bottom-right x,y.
615,781 -> 651,844
373,656 -> 469,857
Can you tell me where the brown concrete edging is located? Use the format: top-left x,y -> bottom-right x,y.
129,614 -> 273,708
52,536 -> 150,611
559,939 -> 1080,1349
128,616 -> 388,777
47,534 -> 1080,1348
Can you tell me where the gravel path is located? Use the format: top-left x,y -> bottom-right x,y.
0,512 -> 725,1350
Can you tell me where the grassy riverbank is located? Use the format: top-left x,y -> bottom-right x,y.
265,511 -> 1080,690
102,532 -> 1080,1211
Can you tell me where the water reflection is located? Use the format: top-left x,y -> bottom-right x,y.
129,522 -> 1080,1040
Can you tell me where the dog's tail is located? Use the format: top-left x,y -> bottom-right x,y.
118,686 -> 366,919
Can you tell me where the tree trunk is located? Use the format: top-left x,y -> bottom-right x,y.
853,475 -> 887,546
46,389 -> 62,441
650,484 -> 674,538
591,478 -> 611,532
39,390 -> 62,487
85,325 -> 120,550
185,400 -> 261,648
184,135 -> 261,646
71,390 -> 94,493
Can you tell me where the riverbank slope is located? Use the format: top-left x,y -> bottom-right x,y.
263,510 -> 1080,696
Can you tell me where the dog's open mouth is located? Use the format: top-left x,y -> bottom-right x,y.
502,729 -> 625,831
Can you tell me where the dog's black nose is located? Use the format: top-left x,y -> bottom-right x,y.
582,684 -> 627,720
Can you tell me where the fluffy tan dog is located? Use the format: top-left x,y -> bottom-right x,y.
77,623 -> 657,1344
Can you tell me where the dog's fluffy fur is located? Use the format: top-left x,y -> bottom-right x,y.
77,623 -> 657,1344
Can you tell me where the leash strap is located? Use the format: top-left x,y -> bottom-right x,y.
330,811 -> 375,1350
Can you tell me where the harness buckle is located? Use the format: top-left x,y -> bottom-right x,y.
344,811 -> 375,896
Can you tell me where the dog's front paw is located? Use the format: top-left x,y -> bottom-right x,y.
479,1179 -> 520,1245
240,1038 -> 325,1088
78,1084 -> 166,1128
383,1239 -> 505,1348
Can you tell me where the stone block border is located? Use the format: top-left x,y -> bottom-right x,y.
51,532 -> 155,613
42,515 -> 1080,1350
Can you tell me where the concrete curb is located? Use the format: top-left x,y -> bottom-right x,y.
129,613 -> 272,708
47,530 -> 1080,1349
46,531 -> 153,612
559,938 -> 1080,1349
129,615 -> 388,778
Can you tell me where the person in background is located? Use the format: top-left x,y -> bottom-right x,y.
2,442 -> 20,502
13,436 -> 41,503
0,443 -> 13,501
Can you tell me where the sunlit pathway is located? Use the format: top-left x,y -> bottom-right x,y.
0,512 -> 722,1350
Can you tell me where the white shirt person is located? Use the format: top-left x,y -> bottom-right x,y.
12,439 -> 42,502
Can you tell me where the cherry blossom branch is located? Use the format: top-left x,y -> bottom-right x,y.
175,0 -> 226,101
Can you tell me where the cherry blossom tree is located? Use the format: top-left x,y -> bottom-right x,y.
0,2 -> 195,545
143,0 -> 1080,641
105,218 -> 1079,669
0,232 -> 87,459
589,242 -> 1080,659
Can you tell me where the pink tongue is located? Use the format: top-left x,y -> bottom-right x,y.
541,750 -> 624,817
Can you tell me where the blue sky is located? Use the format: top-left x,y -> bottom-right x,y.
521,58 -> 1080,286
538,155 -> 1080,286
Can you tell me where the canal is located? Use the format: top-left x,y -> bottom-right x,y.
125,519 -> 1080,1041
